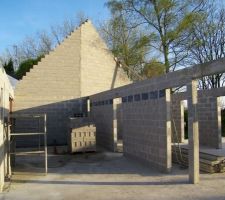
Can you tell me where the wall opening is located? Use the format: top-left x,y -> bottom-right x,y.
183,100 -> 188,140
171,98 -> 188,170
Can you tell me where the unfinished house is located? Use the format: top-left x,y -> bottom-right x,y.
0,67 -> 14,192
13,20 -> 131,146
1,20 -> 225,195
88,59 -> 225,184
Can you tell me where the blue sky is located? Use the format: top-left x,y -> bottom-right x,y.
0,0 -> 110,53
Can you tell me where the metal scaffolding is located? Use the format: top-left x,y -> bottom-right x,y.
9,114 -> 48,174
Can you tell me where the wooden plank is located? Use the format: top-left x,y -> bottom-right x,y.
172,146 -> 225,161
172,151 -> 225,173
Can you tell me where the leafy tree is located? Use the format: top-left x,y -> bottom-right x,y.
15,55 -> 43,80
107,0 -> 206,72
142,59 -> 165,78
3,58 -> 16,77
100,11 -> 151,80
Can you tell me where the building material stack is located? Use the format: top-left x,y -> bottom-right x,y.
172,145 -> 225,173
68,118 -> 96,153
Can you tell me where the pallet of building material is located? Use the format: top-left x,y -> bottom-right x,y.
172,148 -> 219,173
173,146 -> 225,161
68,118 -> 96,153
172,152 -> 218,173
172,146 -> 225,173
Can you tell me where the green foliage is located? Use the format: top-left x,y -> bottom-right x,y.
15,55 -> 43,80
107,0 -> 205,72
142,59 -> 165,78
101,13 -> 151,80
3,59 -> 16,78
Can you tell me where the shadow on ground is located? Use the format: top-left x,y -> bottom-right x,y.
12,151 -> 188,176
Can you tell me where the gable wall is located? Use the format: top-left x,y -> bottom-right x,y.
80,21 -> 131,97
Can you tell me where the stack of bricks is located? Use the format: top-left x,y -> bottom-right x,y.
68,117 -> 96,153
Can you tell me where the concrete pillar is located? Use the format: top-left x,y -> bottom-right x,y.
165,89 -> 172,172
187,80 -> 199,184
113,98 -> 121,152
180,101 -> 185,143
217,97 -> 222,149
87,98 -> 91,117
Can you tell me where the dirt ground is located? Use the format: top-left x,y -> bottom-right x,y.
0,151 -> 225,200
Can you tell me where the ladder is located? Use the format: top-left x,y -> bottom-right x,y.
171,116 -> 186,168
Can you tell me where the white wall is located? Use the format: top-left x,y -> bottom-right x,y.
0,67 -> 14,192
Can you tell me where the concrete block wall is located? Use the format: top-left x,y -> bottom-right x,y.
121,90 -> 171,172
0,68 -> 14,192
90,95 -> 114,151
14,98 -> 84,146
197,91 -> 222,148
172,87 -> 225,148
14,24 -> 83,146
13,20 -> 130,146
87,60 -> 225,182
90,84 -> 225,171
90,86 -> 172,172
80,21 -> 131,97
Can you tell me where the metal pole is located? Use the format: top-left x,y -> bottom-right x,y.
44,114 -> 48,174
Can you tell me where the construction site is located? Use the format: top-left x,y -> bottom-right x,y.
0,20 -> 225,200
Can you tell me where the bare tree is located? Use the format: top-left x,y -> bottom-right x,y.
0,14 -> 89,70
187,5 -> 225,89
37,30 -> 53,54
76,11 -> 88,25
